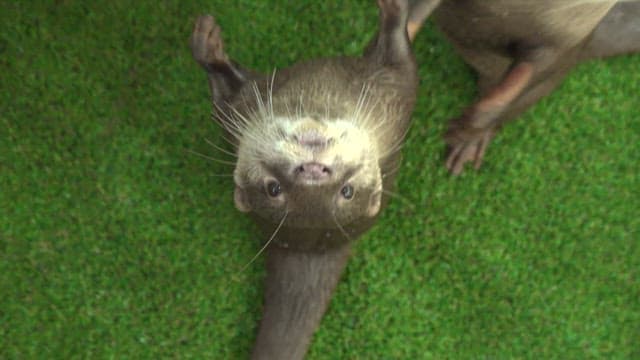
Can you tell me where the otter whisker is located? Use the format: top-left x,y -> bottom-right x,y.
238,211 -> 289,273
332,211 -> 352,242
223,107 -> 269,146
352,83 -> 371,124
378,141 -> 405,161
362,97 -> 387,133
362,89 -> 381,129
382,162 -> 402,179
233,92 -> 269,129
211,109 -> 247,140
186,149 -> 236,166
382,189 -> 416,211
204,137 -> 237,158
284,101 -> 293,119
218,134 -> 239,150
268,68 -> 277,119
216,122 -> 243,141
225,105 -> 258,133
356,88 -> 390,138
324,93 -> 330,120
296,91 -> 306,119
377,122 -> 411,160
352,85 -> 364,120
251,81 -> 270,119
367,104 -> 389,131
217,110 -> 249,134
213,103 -> 250,131
210,109 -> 239,136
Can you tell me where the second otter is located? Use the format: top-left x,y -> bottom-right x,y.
407,0 -> 640,174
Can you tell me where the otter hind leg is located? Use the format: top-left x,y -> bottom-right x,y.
582,1 -> 640,59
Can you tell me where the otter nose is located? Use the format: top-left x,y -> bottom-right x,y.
294,162 -> 332,181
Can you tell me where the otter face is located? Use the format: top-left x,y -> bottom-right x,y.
233,115 -> 383,229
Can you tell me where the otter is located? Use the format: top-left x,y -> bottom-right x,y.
190,0 -> 417,359
407,0 -> 640,174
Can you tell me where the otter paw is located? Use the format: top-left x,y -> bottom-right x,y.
190,15 -> 229,67
444,121 -> 495,176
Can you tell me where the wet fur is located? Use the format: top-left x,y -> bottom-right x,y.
190,1 -> 417,359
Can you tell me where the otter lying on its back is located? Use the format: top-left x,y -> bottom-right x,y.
190,0 -> 417,358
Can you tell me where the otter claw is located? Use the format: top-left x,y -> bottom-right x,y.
445,128 -> 494,175
190,15 -> 230,68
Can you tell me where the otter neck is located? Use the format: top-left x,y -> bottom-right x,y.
251,243 -> 351,360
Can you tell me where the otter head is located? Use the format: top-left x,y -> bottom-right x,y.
232,109 -> 383,230
191,0 -> 416,241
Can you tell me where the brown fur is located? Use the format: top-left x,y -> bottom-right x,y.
190,1 -> 417,358
409,0 -> 640,174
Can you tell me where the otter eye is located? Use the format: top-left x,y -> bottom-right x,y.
266,181 -> 282,197
340,185 -> 354,200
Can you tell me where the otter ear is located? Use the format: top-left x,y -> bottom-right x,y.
190,15 -> 252,110
366,190 -> 382,218
234,186 -> 252,213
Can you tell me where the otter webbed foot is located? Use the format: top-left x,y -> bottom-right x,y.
443,62 -> 536,175
190,15 -> 250,109
190,15 -> 229,69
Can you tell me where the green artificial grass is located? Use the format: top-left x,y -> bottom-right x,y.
1,1 -> 638,358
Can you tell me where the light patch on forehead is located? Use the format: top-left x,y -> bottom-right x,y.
276,116 -> 372,141
329,119 -> 377,165
276,116 -> 378,162
234,114 -> 380,186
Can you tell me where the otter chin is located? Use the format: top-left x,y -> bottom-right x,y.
190,0 -> 417,359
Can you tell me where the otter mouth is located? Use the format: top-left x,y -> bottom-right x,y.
294,130 -> 332,150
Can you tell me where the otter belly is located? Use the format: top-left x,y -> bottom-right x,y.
434,0 -> 617,50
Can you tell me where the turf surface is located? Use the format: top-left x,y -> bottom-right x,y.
1,1 -> 638,358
